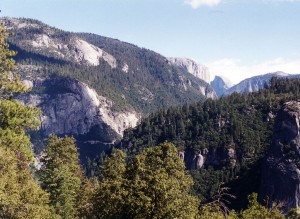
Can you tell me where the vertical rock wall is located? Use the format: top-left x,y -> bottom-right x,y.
260,101 -> 300,212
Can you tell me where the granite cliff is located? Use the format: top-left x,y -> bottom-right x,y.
21,76 -> 139,137
260,101 -> 300,212
179,147 -> 236,170
18,75 -> 140,160
168,57 -> 211,83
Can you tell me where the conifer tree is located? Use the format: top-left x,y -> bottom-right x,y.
240,193 -> 284,219
92,142 -> 199,219
0,20 -> 54,219
125,142 -> 199,219
92,149 -> 127,219
40,134 -> 92,219
0,23 -> 28,99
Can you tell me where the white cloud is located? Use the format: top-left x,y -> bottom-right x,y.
184,0 -> 222,8
207,58 -> 300,84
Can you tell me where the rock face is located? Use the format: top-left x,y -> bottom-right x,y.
19,76 -> 140,140
182,147 -> 236,170
203,87 -> 217,100
210,75 -> 233,97
260,101 -> 300,212
168,57 -> 210,83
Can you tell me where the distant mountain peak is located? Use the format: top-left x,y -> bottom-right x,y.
223,71 -> 300,96
215,75 -> 233,88
210,75 -> 233,97
266,71 -> 289,77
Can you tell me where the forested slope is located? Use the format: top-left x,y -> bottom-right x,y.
120,77 -> 300,209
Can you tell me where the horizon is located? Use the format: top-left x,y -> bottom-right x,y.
1,0 -> 300,84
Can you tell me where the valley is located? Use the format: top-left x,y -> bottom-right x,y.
1,15 -> 300,218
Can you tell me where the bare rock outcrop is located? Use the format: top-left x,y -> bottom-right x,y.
19,76 -> 140,140
4,17 -> 117,67
260,101 -> 300,212
182,147 -> 236,170
168,57 -> 210,83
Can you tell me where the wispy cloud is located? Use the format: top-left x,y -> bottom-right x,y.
263,0 -> 300,2
184,0 -> 222,8
184,0 -> 300,9
207,58 -> 300,84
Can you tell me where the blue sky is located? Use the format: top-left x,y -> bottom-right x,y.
1,0 -> 300,83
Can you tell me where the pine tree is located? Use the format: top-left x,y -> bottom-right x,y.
0,147 -> 54,219
92,149 -> 128,219
0,20 -> 54,219
240,193 -> 284,219
125,142 -> 199,219
92,142 -> 199,219
0,23 -> 28,99
39,134 -> 92,219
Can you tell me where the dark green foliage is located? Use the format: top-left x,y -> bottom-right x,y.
120,77 -> 300,209
191,168 -> 226,201
287,208 -> 300,219
240,193 -> 284,219
92,142 -> 199,219
39,134 -> 89,219
0,22 -> 54,218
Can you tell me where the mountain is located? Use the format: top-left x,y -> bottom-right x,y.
210,75 -> 233,97
223,71 -> 300,96
4,17 -> 216,114
4,17 -> 300,215
168,57 -> 211,83
2,17 -> 218,159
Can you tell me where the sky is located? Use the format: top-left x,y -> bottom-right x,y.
0,0 -> 300,84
